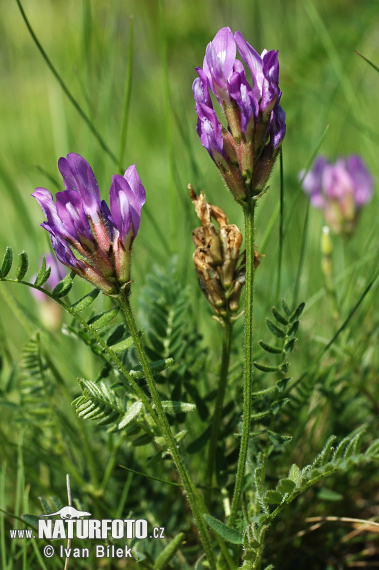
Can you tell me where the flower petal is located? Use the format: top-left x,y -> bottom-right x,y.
58,153 -> 101,222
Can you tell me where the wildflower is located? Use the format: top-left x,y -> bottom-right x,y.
32,153 -> 145,294
193,27 -> 286,202
300,155 -> 374,235
190,185 -> 252,321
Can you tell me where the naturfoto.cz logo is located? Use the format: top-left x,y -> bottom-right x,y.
10,505 -> 165,541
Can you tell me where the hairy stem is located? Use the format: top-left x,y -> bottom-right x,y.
205,318 -> 232,499
230,199 -> 255,526
118,290 -> 217,570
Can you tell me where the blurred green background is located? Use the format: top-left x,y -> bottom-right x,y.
1,0 -> 378,347
1,1 -> 379,567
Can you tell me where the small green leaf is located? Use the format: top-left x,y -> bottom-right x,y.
16,251 -> 29,280
332,435 -> 351,461
266,430 -> 292,446
118,401 -> 143,429
265,490 -> 283,504
288,320 -> 299,337
0,246 -> 13,278
34,257 -> 51,287
343,431 -> 365,459
71,289 -> 100,311
129,358 -> 175,380
88,307 -> 120,330
253,361 -> 280,373
270,398 -> 289,414
284,338 -> 297,353
203,514 -> 242,545
318,487 -> 343,501
365,440 -> 379,457
159,401 -> 196,415
20,514 -> 40,530
250,410 -> 271,421
279,362 -> 289,374
266,318 -> 286,338
52,272 -> 74,298
155,533 -> 185,570
277,377 -> 291,391
282,298 -> 292,316
109,337 -> 134,353
272,306 -> 289,325
288,464 -> 302,486
277,478 -> 296,493
132,433 -> 154,447
313,435 -> 337,468
290,302 -> 305,323
259,340 -> 283,354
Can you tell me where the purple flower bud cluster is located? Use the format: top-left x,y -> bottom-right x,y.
193,27 -> 286,201
300,155 -> 374,235
32,153 -> 145,294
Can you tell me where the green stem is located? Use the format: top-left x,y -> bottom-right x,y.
230,199 -> 255,526
118,291 -> 216,570
205,318 -> 232,499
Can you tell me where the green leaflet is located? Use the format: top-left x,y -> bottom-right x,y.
118,401 -> 143,429
0,247 -> 13,278
34,256 -> 51,287
52,272 -> 74,298
203,514 -> 242,545
16,251 -> 28,280
159,401 -> 196,415
71,288 -> 100,311
87,307 -> 120,330
154,532 -> 185,570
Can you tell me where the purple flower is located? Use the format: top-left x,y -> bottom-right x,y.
32,153 -> 146,293
193,27 -> 286,201
300,155 -> 374,234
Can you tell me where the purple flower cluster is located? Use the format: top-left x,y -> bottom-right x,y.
300,155 -> 374,234
32,153 -> 146,293
193,27 -> 286,201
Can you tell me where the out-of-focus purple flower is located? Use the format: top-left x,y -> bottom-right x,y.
32,153 -> 146,293
193,27 -> 286,202
300,155 -> 374,234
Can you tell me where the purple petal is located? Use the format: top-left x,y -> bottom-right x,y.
109,175 -> 132,242
50,233 -> 78,269
32,188 -> 63,232
58,153 -> 101,222
56,189 -> 92,242
322,162 -> 353,200
346,155 -> 374,206
269,104 -> 286,150
203,27 -> 236,103
193,68 -> 213,107
123,164 -> 146,236
234,31 -> 264,96
261,50 -> 280,117
301,156 -> 328,198
195,103 -> 226,164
